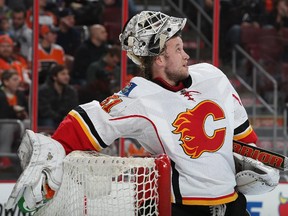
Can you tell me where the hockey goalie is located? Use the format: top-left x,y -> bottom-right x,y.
5,10 -> 280,216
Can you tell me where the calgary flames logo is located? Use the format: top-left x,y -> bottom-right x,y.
172,100 -> 226,158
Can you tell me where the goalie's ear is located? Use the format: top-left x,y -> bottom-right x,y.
234,153 -> 280,195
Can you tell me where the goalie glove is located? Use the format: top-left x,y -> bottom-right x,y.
234,152 -> 280,195
5,130 -> 66,212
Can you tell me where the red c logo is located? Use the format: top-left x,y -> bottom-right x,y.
172,100 -> 226,158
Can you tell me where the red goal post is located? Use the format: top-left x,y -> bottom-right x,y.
34,151 -> 171,216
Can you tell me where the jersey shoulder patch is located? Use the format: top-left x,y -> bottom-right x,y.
119,82 -> 137,96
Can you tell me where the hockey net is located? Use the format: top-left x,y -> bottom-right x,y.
35,151 -> 171,216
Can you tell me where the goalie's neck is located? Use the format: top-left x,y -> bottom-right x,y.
153,76 -> 192,92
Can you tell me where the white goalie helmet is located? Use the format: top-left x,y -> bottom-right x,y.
119,11 -> 187,65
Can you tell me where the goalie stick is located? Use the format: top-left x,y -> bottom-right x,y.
233,140 -> 288,171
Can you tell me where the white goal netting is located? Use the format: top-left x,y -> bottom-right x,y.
34,151 -> 171,216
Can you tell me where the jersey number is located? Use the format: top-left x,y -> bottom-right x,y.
100,95 -> 122,113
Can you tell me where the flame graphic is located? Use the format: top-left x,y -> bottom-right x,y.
172,100 -> 226,158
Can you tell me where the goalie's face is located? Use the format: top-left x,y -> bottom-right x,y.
157,36 -> 190,85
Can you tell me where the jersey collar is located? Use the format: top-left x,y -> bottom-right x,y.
153,75 -> 192,92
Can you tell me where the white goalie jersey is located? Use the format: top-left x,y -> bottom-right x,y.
53,63 -> 258,205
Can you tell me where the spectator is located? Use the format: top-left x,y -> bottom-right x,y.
86,44 -> 121,92
56,8 -> 81,56
0,70 -> 29,169
0,70 -> 28,120
265,0 -> 288,29
12,41 -> 29,70
38,64 -> 78,129
9,6 -> 32,59
0,0 -> 11,18
0,15 -> 11,36
25,0 -> 58,29
28,24 -> 65,84
0,34 -> 30,90
102,0 -> 138,18
70,0 -> 103,26
5,0 -> 25,11
72,24 -> 108,85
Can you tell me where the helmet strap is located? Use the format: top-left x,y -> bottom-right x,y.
159,34 -> 167,53
127,51 -> 142,66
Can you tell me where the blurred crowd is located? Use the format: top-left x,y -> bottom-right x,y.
0,1 -> 140,120
0,0 -> 140,169
185,0 -> 288,107
220,0 -> 288,105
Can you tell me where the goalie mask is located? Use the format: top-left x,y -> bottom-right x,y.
119,11 -> 187,65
